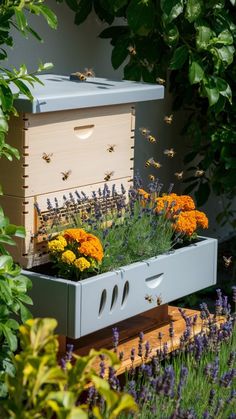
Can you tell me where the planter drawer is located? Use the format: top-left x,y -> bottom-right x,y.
26,237 -> 217,339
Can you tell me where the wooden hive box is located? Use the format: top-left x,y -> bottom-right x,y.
0,75 -> 164,268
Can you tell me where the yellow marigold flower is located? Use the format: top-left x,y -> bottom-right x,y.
57,235 -> 67,247
173,211 -> 197,236
48,239 -> 65,253
74,257 -> 90,271
61,250 -> 76,264
194,210 -> 208,229
64,228 -> 87,243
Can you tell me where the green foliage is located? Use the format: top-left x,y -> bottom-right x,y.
0,318 -> 137,418
0,0 -> 57,397
69,0 -> 236,229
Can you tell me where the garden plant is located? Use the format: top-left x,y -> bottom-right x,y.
68,0 -> 236,230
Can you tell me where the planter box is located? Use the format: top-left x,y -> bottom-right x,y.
26,237 -> 217,339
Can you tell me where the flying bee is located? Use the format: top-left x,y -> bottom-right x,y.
107,144 -> 116,153
145,294 -> 154,304
139,127 -> 151,136
174,171 -> 184,180
223,256 -> 232,268
194,169 -> 205,177
104,171 -> 114,182
164,114 -> 173,125
164,148 -> 176,158
148,174 -> 156,182
147,135 -> 156,144
156,295 -> 162,306
152,160 -> 162,169
61,170 -> 72,181
84,68 -> 95,78
145,158 -> 152,168
127,45 -> 137,56
42,152 -> 53,163
156,77 -> 166,85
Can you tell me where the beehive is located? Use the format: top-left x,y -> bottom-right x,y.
0,75 -> 164,268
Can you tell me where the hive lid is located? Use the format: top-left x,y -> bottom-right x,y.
13,74 -> 164,113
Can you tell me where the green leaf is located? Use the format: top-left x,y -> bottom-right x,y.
217,30 -> 233,45
127,0 -> 155,36
19,302 -> 32,323
1,325 -> 18,351
194,182 -> 211,206
169,45 -> 189,69
0,234 -> 16,246
99,26 -> 129,41
65,0 -> 79,12
214,77 -> 232,103
101,0 -> 128,13
216,45 -> 234,66
189,61 -> 204,84
74,0 -> 92,25
111,37 -> 130,69
196,26 -> 213,50
164,24 -> 179,46
202,77 -> 220,106
14,10 -> 28,33
124,61 -> 142,81
38,5 -> 57,29
185,0 -> 203,22
0,115 -> 8,133
161,0 -> 184,23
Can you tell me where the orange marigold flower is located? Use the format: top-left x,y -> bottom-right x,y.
178,195 -> 195,211
79,240 -> 103,262
156,193 -> 195,213
194,210 -> 208,229
64,228 -> 87,243
138,188 -> 150,200
173,211 -> 197,236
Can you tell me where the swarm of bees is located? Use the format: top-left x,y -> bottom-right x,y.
139,127 -> 157,144
61,170 -> 71,181
194,169 -> 205,177
107,144 -> 116,153
70,68 -> 95,82
145,158 -> 162,169
223,256 -> 232,268
164,114 -> 173,125
104,171 -> 114,182
164,148 -> 176,158
42,152 -> 53,163
174,171 -> 184,180
127,45 -> 136,56
145,294 -> 162,306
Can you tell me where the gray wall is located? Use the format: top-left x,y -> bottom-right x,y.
6,0 -> 232,239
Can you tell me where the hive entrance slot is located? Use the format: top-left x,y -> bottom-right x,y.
74,124 -> 94,140
145,273 -> 163,289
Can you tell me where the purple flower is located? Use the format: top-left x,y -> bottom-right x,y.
169,320 -> 174,338
112,327 -> 119,353
130,347 -> 135,363
144,340 -> 151,359
232,286 -> 236,304
177,366 -> 188,398
208,388 -> 215,406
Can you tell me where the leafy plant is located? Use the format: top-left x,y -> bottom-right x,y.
68,0 -> 236,229
0,317 -> 137,418
0,0 -> 58,396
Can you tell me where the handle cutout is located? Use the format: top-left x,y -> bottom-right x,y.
110,285 -> 118,312
74,124 -> 94,140
145,273 -> 163,289
98,289 -> 107,317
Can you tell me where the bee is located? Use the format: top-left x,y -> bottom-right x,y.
42,152 -> 53,163
147,135 -> 156,144
223,256 -> 232,268
107,144 -> 116,153
164,148 -> 176,158
152,160 -> 162,169
61,170 -> 72,181
156,77 -> 166,85
127,45 -> 137,56
174,171 -> 184,180
194,169 -> 205,177
156,295 -> 162,306
145,158 -> 152,168
74,71 -> 87,81
104,171 -> 114,181
139,127 -> 151,136
145,294 -> 154,304
84,68 -> 95,78
81,211 -> 89,221
164,114 -> 173,125
148,174 -> 156,182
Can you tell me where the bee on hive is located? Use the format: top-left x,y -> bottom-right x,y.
164,148 -> 176,158
139,127 -> 151,136
147,134 -> 156,144
148,174 -> 156,181
156,295 -> 162,306
104,171 -> 114,181
107,144 -> 116,153
42,152 -> 53,163
145,294 -> 154,304
174,171 -> 184,180
164,114 -> 173,125
61,170 -> 72,181
148,157 -> 162,169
